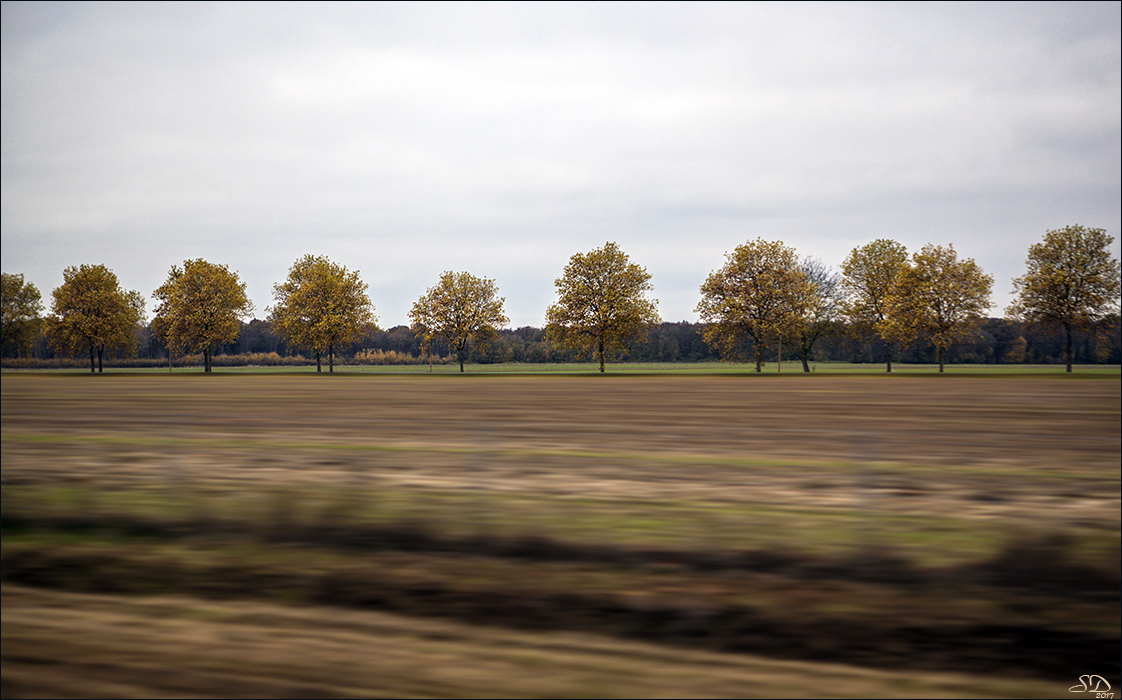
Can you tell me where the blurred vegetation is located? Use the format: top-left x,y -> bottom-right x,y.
3,373 -> 1117,692
3,481 -> 1119,681
3,585 -> 1062,699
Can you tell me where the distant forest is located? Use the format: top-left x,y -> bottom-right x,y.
4,316 -> 1120,367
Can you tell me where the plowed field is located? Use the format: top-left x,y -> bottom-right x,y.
3,373 -> 1119,697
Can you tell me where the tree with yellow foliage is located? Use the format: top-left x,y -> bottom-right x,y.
152,259 -> 253,373
696,239 -> 812,373
1009,225 -> 1120,372
885,244 -> 992,373
410,271 -> 508,373
840,239 -> 909,372
269,255 -> 377,373
546,242 -> 659,373
47,264 -> 145,373
2,272 -> 44,358
790,258 -> 843,373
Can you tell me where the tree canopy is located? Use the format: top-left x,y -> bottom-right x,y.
696,239 -> 812,373
2,272 -> 44,359
790,258 -> 843,373
269,255 -> 377,372
1008,225 -> 1121,372
409,271 -> 508,372
7,229 -> 1119,372
152,259 -> 254,373
545,242 -> 660,373
46,264 -> 145,372
840,239 -> 909,372
886,244 -> 993,373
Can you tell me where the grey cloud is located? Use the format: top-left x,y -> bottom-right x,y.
3,2 -> 1119,327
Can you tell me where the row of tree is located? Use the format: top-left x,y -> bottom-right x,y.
2,225 -> 1119,373
6,313 -> 1117,368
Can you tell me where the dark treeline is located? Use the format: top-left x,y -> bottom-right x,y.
6,316 -> 1120,367
630,317 -> 1121,366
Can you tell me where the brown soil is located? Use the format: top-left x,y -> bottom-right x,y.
3,375 -> 1119,539
2,374 -> 1119,694
4,375 -> 1118,468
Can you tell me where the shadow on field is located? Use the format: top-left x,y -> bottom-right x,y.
3,504 -> 1118,681
3,506 -> 1119,598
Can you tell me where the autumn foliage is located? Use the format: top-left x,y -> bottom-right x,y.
152,259 -> 254,373
46,264 -> 145,373
5,226 -> 1119,370
885,245 -> 993,373
269,255 -> 377,373
1009,225 -> 1121,372
410,271 -> 508,372
840,239 -> 910,372
696,240 -> 812,373
546,242 -> 660,373
1,272 -> 44,358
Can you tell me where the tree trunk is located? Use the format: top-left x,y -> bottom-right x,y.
801,354 -> 810,373
777,337 -> 782,373
755,343 -> 763,373
329,344 -> 334,373
1065,323 -> 1073,373
938,346 -> 945,373
316,350 -> 321,373
204,348 -> 212,373
598,338 -> 605,373
458,342 -> 465,373
89,345 -> 95,373
97,346 -> 103,373
886,342 -> 894,373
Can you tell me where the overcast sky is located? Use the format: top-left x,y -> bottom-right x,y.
3,2 -> 1119,328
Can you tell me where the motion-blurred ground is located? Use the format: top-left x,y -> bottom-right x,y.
3,373 -> 1119,697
